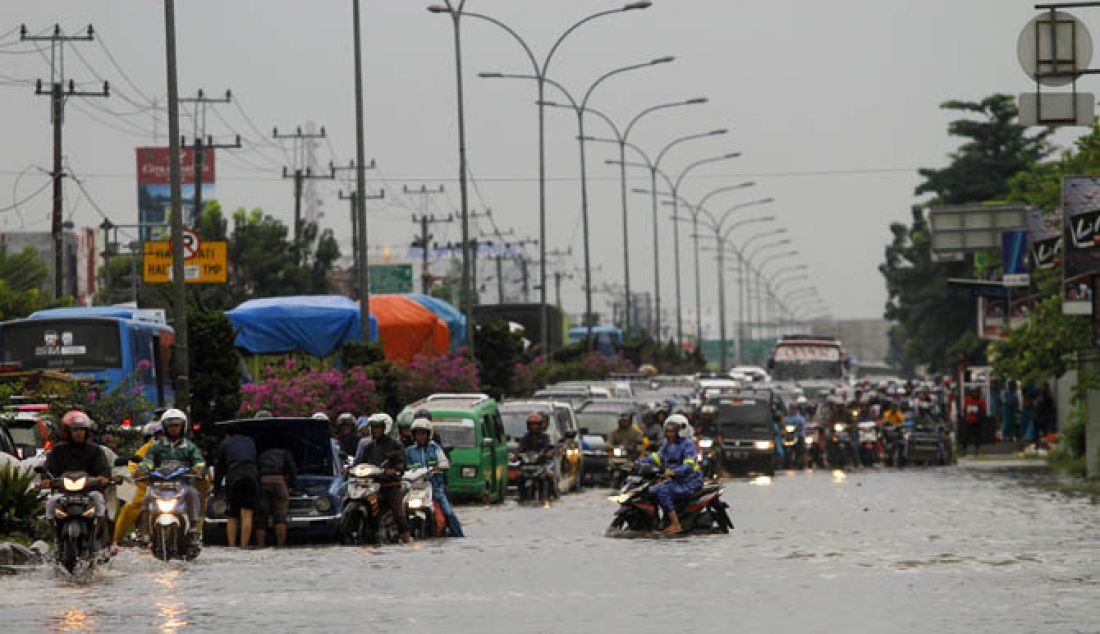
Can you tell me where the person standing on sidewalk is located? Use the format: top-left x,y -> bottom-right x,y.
1034,382 -> 1057,447
1000,380 -> 1020,442
960,388 -> 986,457
255,445 -> 297,548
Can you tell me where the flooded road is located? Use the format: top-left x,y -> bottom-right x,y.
4,462 -> 1099,633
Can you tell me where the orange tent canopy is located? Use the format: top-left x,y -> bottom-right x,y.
367,294 -> 450,362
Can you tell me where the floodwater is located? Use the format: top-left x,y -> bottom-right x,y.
3,461 -> 1099,633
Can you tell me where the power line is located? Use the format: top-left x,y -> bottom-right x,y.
0,177 -> 51,213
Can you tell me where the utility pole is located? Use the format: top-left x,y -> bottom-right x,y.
553,270 -> 575,308
179,89 -> 234,225
275,125 -> 332,265
410,211 -> 453,294
22,24 -> 110,298
404,184 -> 449,294
335,159 -> 380,296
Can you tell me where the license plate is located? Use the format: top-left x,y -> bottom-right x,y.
732,451 -> 748,460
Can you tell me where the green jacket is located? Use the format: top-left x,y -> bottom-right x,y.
607,425 -> 646,454
141,436 -> 206,471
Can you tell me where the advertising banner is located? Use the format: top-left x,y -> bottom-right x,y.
978,296 -> 1033,340
136,147 -> 215,240
1060,176 -> 1100,314
1001,229 -> 1030,286
1027,209 -> 1062,271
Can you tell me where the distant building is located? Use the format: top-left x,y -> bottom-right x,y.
0,230 -> 98,305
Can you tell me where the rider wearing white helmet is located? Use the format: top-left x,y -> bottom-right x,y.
405,418 -> 464,537
140,408 -> 207,544
353,412 -> 410,544
639,413 -> 704,535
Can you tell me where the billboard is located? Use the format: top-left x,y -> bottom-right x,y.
1061,176 -> 1100,314
1027,209 -> 1062,271
978,296 -> 1032,340
136,147 -> 215,241
368,264 -> 413,294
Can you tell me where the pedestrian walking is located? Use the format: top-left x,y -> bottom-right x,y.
255,446 -> 297,548
960,388 -> 986,457
1020,380 -> 1037,443
1034,382 -> 1057,446
214,428 -> 259,548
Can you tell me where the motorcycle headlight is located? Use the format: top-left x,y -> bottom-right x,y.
63,477 -> 86,492
612,447 -> 626,457
754,440 -> 774,450
566,448 -> 581,457
608,494 -> 630,504
834,423 -> 845,433
314,497 -> 333,513
785,425 -> 796,433
155,498 -> 179,513
408,498 -> 423,509
805,437 -> 815,445
699,438 -> 713,449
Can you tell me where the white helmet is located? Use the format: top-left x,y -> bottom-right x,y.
143,422 -> 163,438
366,412 -> 393,435
664,413 -> 692,439
410,418 -> 433,434
311,411 -> 330,422
160,408 -> 187,426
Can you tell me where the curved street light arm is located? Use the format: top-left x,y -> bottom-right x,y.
735,227 -> 785,253
747,240 -> 793,266
715,197 -> 775,234
580,104 -> 624,142
773,274 -> 810,293
720,216 -> 775,245
582,59 -> 669,110
696,182 -> 755,214
461,11 -> 540,75
544,8 -> 631,76
767,264 -> 808,285
655,129 -> 726,170
674,153 -> 741,193
624,98 -> 706,141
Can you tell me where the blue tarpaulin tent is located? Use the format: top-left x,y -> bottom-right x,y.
408,294 -> 466,351
226,295 -> 378,357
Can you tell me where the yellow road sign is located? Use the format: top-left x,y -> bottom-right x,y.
142,241 -> 228,284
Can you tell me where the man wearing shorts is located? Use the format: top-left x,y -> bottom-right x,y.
256,446 -> 297,547
215,430 -> 259,547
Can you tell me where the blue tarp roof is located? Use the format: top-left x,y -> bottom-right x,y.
408,294 -> 465,351
31,307 -> 148,321
568,325 -> 623,338
226,295 -> 378,357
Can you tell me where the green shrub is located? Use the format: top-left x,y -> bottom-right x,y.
0,465 -> 46,542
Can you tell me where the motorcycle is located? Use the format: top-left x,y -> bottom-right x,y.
140,462 -> 201,561
608,446 -> 636,490
517,451 -> 553,503
402,467 -> 442,539
856,421 -> 881,466
339,463 -> 399,545
804,423 -> 826,468
38,467 -> 117,574
696,437 -> 720,479
827,422 -> 859,469
607,463 -> 733,536
881,421 -> 908,467
780,425 -> 804,469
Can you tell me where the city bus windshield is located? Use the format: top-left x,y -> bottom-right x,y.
0,321 -> 122,371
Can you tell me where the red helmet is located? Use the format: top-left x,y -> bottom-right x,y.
526,412 -> 543,426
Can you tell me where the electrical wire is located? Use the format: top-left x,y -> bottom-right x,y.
0,178 -> 51,213
94,33 -> 157,104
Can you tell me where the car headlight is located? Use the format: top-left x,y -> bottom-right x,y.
155,498 -> 179,513
461,466 -> 477,479
754,440 -> 773,450
699,438 -> 713,449
314,497 -> 333,513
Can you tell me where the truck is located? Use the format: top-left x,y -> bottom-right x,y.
767,335 -> 850,400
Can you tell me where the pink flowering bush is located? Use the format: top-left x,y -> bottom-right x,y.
396,352 -> 481,403
239,363 -> 381,418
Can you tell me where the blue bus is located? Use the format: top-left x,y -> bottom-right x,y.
0,307 -> 176,407
568,325 -> 624,357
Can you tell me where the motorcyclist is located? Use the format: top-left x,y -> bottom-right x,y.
640,414 -> 703,536
396,418 -> 414,448
311,411 -> 330,423
334,413 -> 359,459
607,411 -> 646,457
405,418 -> 464,537
44,410 -> 114,549
882,401 -> 905,427
354,413 -> 412,544
784,402 -> 807,442
112,421 -> 162,549
645,406 -> 669,443
517,412 -> 556,497
139,409 -> 207,545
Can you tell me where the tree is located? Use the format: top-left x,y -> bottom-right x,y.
475,320 -> 525,398
0,246 -> 67,320
187,306 -> 241,429
227,207 -> 340,304
881,95 -> 1052,373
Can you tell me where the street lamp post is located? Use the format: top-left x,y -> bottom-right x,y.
492,57 -> 673,348
732,228 -> 786,364
436,1 -> 653,355
551,98 -> 708,334
753,251 -> 799,340
744,242 -> 793,342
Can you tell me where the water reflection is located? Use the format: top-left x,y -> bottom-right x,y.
49,608 -> 95,632
749,475 -> 772,487
831,470 -> 847,484
154,570 -> 189,633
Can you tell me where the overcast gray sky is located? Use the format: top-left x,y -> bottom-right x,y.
0,1 -> 1083,331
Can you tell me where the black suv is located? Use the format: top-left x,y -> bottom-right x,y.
704,389 -> 779,476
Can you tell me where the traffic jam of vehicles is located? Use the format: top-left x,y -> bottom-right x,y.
0,329 -> 960,576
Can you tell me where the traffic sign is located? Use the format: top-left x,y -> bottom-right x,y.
368,264 -> 413,294
182,228 -> 200,259
143,240 -> 228,284
1018,10 -> 1093,87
